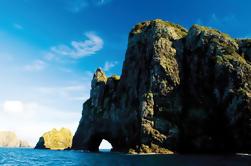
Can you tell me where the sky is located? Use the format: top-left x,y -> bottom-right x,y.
0,0 -> 251,149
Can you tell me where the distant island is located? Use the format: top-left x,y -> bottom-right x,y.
35,128 -> 72,150
0,131 -> 30,148
36,19 -> 251,154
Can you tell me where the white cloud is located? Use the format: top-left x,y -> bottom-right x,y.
43,52 -> 76,64
23,60 -> 46,71
35,70 -> 93,102
3,100 -> 24,113
43,52 -> 56,61
103,61 -> 118,71
13,23 -> 23,30
51,32 -> 103,58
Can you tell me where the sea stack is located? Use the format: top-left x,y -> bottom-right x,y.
35,128 -> 73,150
72,19 -> 251,154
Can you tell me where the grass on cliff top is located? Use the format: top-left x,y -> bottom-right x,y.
155,19 -> 187,36
132,19 -> 187,37
192,24 -> 236,43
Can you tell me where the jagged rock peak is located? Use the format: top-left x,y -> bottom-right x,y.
130,19 -> 187,40
92,68 -> 107,84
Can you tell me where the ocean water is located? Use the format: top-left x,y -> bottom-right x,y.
0,148 -> 251,166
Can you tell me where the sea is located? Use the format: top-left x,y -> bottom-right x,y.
0,148 -> 251,166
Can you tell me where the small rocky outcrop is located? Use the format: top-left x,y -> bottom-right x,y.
0,131 -> 30,148
72,19 -> 251,154
35,128 -> 72,150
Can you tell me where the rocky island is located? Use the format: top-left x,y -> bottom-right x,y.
35,128 -> 72,150
0,131 -> 30,148
70,19 -> 251,154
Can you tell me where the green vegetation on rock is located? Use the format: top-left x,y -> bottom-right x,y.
131,19 -> 187,39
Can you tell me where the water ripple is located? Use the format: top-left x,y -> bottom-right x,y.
0,148 -> 250,166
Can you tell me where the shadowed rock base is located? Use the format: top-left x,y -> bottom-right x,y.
72,19 -> 251,154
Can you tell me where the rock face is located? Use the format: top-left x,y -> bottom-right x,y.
72,19 -> 251,153
35,128 -> 72,150
0,131 -> 30,148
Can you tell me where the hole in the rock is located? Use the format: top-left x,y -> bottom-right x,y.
98,139 -> 112,152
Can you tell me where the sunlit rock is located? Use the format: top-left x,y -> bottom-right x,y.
35,128 -> 72,150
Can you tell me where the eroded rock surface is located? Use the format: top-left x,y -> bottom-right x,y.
35,128 -> 72,150
72,19 -> 251,154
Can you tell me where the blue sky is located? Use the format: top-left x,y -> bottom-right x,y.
0,0 -> 251,147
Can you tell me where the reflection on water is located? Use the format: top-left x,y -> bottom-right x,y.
0,148 -> 250,166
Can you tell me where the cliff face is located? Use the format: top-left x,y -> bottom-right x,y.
0,131 -> 30,148
72,19 -> 251,153
35,128 -> 72,150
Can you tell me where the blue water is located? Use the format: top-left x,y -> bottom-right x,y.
0,148 -> 251,166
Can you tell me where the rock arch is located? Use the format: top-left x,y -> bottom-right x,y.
99,139 -> 112,152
